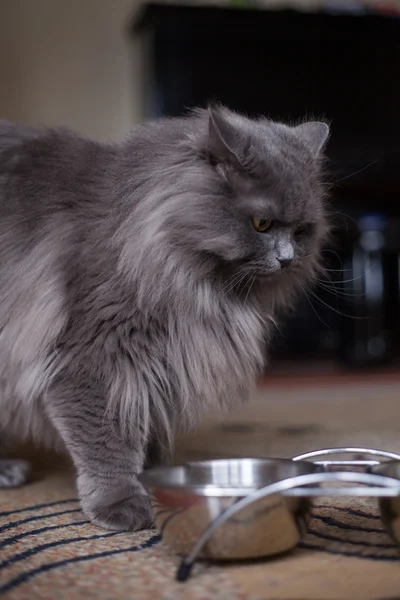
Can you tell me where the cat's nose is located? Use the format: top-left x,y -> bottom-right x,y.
278,256 -> 293,269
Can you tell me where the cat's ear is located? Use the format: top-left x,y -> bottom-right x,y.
294,122 -> 330,158
207,105 -> 243,164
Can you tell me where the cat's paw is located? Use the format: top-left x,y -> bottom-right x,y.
81,487 -> 154,531
0,459 -> 31,488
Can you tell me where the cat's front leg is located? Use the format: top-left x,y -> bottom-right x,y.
47,378 -> 153,531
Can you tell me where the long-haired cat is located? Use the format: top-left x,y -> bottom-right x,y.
0,105 -> 329,529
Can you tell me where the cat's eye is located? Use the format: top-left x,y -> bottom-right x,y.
251,218 -> 272,233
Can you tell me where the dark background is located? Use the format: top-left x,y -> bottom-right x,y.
133,4 -> 400,368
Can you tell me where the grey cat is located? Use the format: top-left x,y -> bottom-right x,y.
0,105 -> 329,530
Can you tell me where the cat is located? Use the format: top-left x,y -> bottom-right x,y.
0,105 -> 329,530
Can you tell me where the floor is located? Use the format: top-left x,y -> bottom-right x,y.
2,370 -> 400,600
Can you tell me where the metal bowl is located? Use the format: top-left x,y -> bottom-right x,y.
139,457 -> 320,560
371,461 -> 400,545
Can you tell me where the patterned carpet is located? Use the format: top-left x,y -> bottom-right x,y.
0,469 -> 259,600
2,375 -> 400,599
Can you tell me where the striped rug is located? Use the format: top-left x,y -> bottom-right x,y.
2,376 -> 400,599
0,469 -> 253,599
2,478 -> 400,600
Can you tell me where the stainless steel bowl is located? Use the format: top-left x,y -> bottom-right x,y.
139,457 -> 320,561
371,461 -> 400,545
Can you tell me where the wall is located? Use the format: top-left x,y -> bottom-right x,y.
0,0 -> 142,139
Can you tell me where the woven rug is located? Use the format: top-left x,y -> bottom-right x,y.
2,375 -> 400,600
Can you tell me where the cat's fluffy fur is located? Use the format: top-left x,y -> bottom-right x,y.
0,106 -> 329,529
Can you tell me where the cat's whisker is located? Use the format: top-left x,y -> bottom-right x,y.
266,314 -> 285,338
302,287 -> 331,329
221,271 -> 246,295
322,248 -> 344,268
317,274 -> 364,292
222,271 -> 249,296
316,280 -> 365,299
333,159 -> 379,184
304,285 -> 367,320
318,267 -> 373,287
236,272 -> 252,297
316,273 -> 365,297
244,274 -> 256,304
328,272 -> 371,285
323,267 -> 352,273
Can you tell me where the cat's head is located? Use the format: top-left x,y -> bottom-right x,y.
124,105 -> 330,310
178,106 -> 329,285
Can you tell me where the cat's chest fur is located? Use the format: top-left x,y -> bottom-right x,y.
65,279 -> 268,444
99,290 -> 268,442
